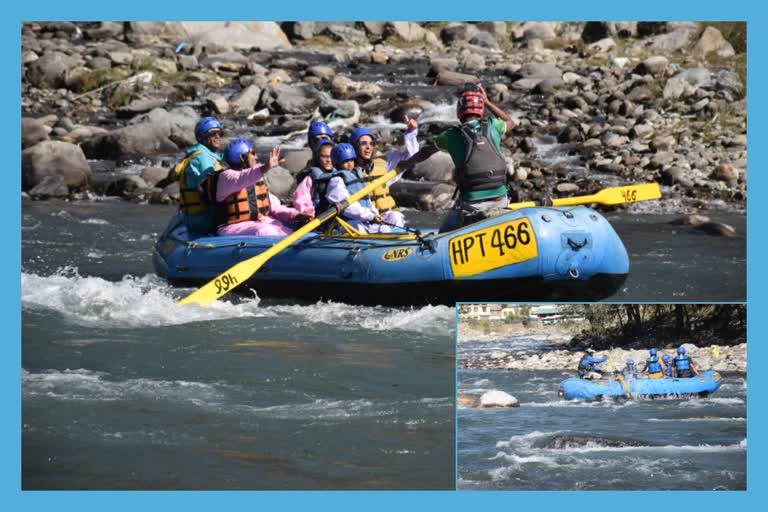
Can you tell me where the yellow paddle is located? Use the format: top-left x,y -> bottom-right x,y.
178,169 -> 398,307
607,357 -> 634,399
507,182 -> 661,210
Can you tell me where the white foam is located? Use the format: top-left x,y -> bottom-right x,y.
545,442 -> 746,454
647,417 -> 746,423
22,368 -> 225,403
22,269 -> 454,333
80,218 -> 110,225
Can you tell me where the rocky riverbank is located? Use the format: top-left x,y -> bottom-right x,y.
22,21 -> 745,217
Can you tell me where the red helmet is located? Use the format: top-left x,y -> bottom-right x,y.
458,91 -> 484,120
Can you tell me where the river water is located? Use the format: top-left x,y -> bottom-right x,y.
21,201 -> 456,489
457,336 -> 747,490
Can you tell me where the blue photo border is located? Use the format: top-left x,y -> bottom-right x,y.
6,0 -> 764,509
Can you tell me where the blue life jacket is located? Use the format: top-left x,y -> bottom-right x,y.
664,364 -> 673,377
646,355 -> 662,375
674,354 -> 691,372
331,168 -> 372,210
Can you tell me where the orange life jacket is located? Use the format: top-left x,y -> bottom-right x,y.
224,180 -> 272,224
173,150 -> 223,216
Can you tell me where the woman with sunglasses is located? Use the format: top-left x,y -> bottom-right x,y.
348,116 -> 420,229
204,138 -> 314,237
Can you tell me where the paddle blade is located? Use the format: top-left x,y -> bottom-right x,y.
553,183 -> 661,207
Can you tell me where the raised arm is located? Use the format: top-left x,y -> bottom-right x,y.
477,84 -> 516,127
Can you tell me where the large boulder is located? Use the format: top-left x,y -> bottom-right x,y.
384,22 -> 428,43
80,107 -> 198,159
390,180 -> 454,211
404,152 -> 455,183
230,84 -> 263,114
263,166 -> 295,201
663,68 -> 712,100
480,390 -> 520,408
259,83 -> 319,115
22,117 -> 50,149
22,140 -> 92,192
25,51 -> 84,89
693,26 -> 736,58
511,22 -> 558,41
126,22 -> 291,52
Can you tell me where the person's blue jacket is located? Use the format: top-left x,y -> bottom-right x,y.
578,355 -> 607,377
181,143 -> 224,234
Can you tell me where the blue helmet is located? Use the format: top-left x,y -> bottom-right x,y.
349,127 -> 375,147
312,138 -> 335,154
195,117 -> 223,143
224,138 -> 253,168
662,354 -> 671,362
626,359 -> 635,366
649,348 -> 657,356
677,345 -> 686,354
308,121 -> 333,143
331,143 -> 356,167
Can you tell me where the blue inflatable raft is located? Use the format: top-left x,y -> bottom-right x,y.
559,370 -> 722,400
153,206 -> 629,305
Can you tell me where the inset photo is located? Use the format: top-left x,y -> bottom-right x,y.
457,304 -> 746,490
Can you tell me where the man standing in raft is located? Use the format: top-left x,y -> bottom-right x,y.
408,83 -> 520,232
206,139 -> 314,237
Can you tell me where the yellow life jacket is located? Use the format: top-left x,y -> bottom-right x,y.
364,157 -> 397,213
172,150 -> 223,216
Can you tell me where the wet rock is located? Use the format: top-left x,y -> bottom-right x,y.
22,117 -> 50,149
22,140 -> 92,192
29,175 -> 70,199
693,26 -> 735,59
458,394 -> 481,407
480,390 -> 519,408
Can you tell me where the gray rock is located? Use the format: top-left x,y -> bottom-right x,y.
361,22 -> 385,36
637,55 -> 670,76
404,151 -> 454,183
661,166 -> 693,187
469,31 -> 498,49
107,51 -> 133,66
556,183 -> 580,193
463,54 -> 486,72
183,22 -> 292,52
645,26 -> 699,52
479,390 -> 519,408
177,55 -> 199,71
306,65 -> 336,81
259,83 -> 318,115
626,86 -> 653,103
429,57 -> 459,76
712,162 -> 739,185
650,135 -> 677,152
262,166 -> 295,200
514,22 -> 557,42
694,26 -> 735,58
384,22 -> 427,43
116,97 -> 168,119
391,180 -> 455,210
476,22 -> 508,41
205,93 -> 230,115
441,23 -> 478,45
88,57 -> 112,71
22,117 -> 50,149
29,174 -> 70,199
433,70 -> 478,86
512,62 -> 563,80
81,106 -> 198,159
321,24 -> 367,45
281,148 -> 313,174
141,166 -> 170,187
26,51 -> 84,88
586,37 -> 615,53
230,84 -> 262,114
22,140 -> 92,191
281,21 -> 316,41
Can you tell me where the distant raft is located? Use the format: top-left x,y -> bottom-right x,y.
559,370 -> 723,400
153,206 -> 629,306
